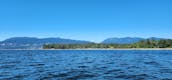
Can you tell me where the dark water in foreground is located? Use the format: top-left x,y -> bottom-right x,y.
0,50 -> 172,80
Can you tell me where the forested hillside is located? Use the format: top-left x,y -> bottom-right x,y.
43,39 -> 172,49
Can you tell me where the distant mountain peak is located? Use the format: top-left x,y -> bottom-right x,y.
0,37 -> 92,49
0,37 -> 169,49
102,37 -> 165,44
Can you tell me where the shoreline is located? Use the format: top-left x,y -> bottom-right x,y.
1,48 -> 172,50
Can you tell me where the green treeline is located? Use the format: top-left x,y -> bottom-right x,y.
43,39 -> 172,49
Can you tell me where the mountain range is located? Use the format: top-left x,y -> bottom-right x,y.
0,37 -> 168,49
102,37 -> 163,44
0,37 -> 92,49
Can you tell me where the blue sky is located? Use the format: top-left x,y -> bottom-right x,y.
0,0 -> 171,42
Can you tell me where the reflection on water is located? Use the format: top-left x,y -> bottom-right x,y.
0,50 -> 172,80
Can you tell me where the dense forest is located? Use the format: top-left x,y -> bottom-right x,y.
43,39 -> 172,49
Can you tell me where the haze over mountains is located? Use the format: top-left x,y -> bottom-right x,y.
0,37 -> 168,49
0,37 -> 92,49
102,37 -> 163,44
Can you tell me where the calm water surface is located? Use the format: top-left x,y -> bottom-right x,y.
0,50 -> 172,80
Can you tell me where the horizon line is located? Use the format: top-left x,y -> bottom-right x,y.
0,36 -> 171,43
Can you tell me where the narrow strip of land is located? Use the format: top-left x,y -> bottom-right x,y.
1,48 -> 172,50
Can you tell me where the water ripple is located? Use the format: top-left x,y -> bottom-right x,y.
0,50 -> 172,80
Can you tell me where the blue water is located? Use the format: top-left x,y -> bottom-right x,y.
0,50 -> 172,80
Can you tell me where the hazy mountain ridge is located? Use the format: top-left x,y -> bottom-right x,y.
102,37 -> 165,44
0,37 -> 93,49
0,37 -> 168,49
